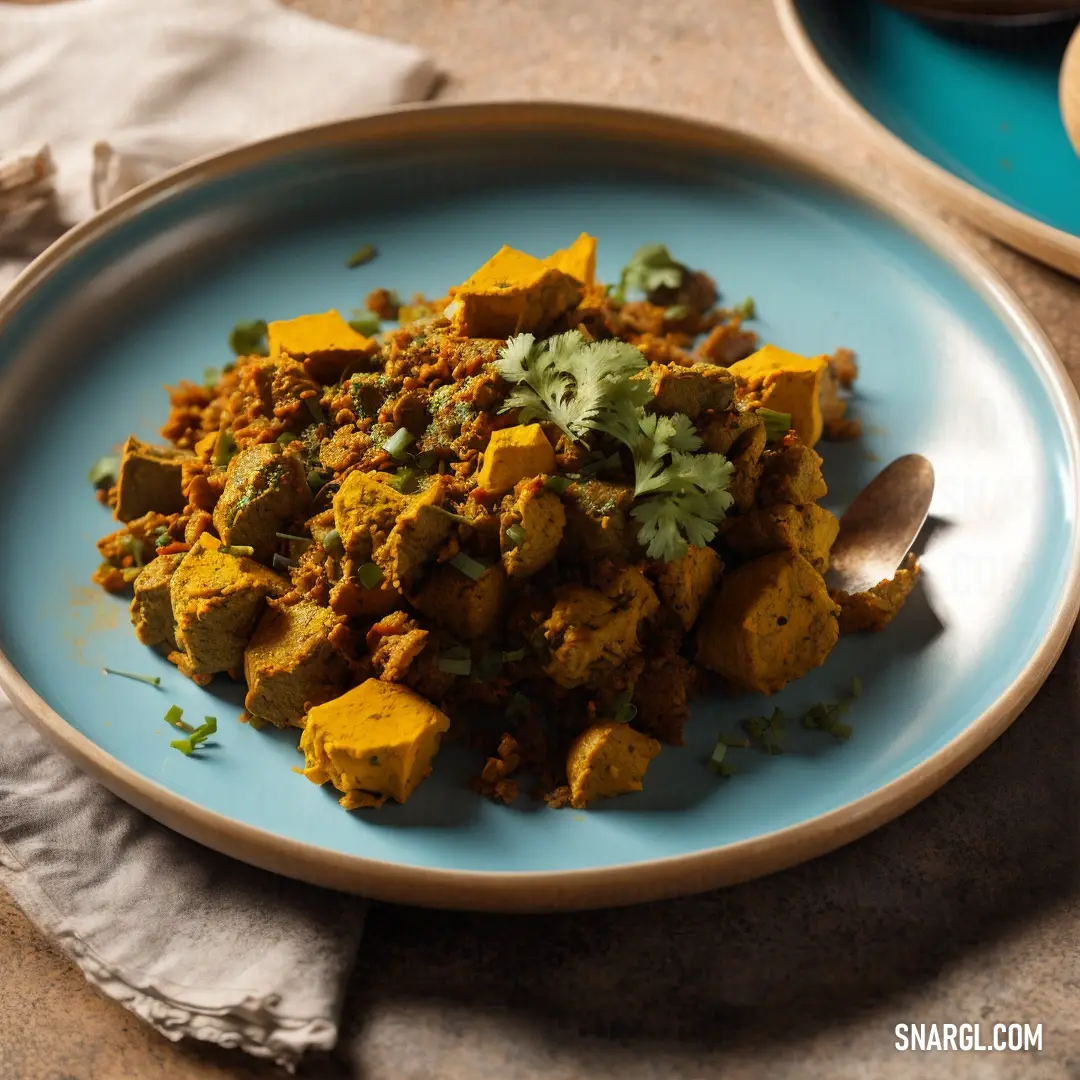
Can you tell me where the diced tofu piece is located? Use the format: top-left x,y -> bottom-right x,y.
267,310 -> 379,383
298,679 -> 451,809
560,479 -> 643,561
833,554 -> 920,634
724,503 -> 839,574
243,599 -> 350,728
330,561 -> 402,620
541,566 -> 658,690
543,232 -> 597,286
728,344 -> 829,447
500,479 -> 565,578
374,479 -> 456,588
757,437 -> 827,507
129,553 -> 183,649
114,436 -> 191,522
475,424 -> 556,496
168,533 -> 289,681
647,363 -> 735,421
212,445 -> 311,564
696,550 -> 839,694
333,470 -> 407,559
409,563 -> 507,641
566,722 -> 661,809
451,245 -> 582,338
701,404 -> 765,457
655,545 -> 722,631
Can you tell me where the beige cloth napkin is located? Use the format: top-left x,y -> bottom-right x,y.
0,0 -> 437,1066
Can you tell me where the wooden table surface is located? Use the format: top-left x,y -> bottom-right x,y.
3,1 -> 1080,1078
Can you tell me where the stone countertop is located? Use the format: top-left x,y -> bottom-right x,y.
3,1 -> 1080,1078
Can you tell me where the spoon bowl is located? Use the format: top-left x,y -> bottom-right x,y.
826,453 -> 935,596
1060,22 -> 1080,156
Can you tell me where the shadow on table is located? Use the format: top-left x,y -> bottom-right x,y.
339,630 -> 1080,1071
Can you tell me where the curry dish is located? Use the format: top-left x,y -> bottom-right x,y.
90,234 -> 918,810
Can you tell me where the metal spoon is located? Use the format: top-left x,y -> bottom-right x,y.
1060,22 -> 1080,156
826,454 -> 935,596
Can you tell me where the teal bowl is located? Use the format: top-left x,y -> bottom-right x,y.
0,103 -> 1077,910
777,0 -> 1080,278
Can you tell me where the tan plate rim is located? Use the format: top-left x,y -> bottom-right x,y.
1,100 -> 1078,912
774,0 -> 1080,280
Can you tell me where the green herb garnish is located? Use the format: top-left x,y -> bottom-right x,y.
743,707 -> 786,755
102,668 -> 160,687
733,296 -> 756,320
506,524 -> 527,549
613,243 -> 684,304
664,304 -> 692,321
212,429 -> 237,468
450,551 -> 487,582
322,528 -> 345,557
413,451 -> 437,470
170,715 -> 217,756
348,313 -> 381,335
121,534 -> 148,568
229,319 -> 269,356
610,687 -> 637,724
437,655 -> 472,676
154,526 -> 171,548
345,243 -> 378,269
544,475 -> 571,495
275,532 -> 310,543
218,545 -> 255,556
758,409 -> 791,444
388,467 -> 420,494
706,739 -> 737,776
383,426 -> 414,461
203,366 -> 222,390
305,398 -> 328,426
88,454 -> 119,490
164,704 -> 194,732
356,562 -> 384,588
501,647 -> 526,662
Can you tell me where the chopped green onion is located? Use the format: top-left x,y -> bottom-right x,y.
733,296 -> 756,320
851,675 -> 863,698
442,644 -> 471,660
121,534 -> 148,568
275,532 -> 310,543
706,739 -> 737,776
356,562 -> 384,588
388,467 -> 420,494
743,706 -> 785,754
611,687 -> 637,724
212,429 -> 237,468
272,553 -> 296,573
383,426 -> 414,461
88,454 -> 119,490
450,551 -> 487,581
218,545 -> 255,556
305,397 -> 328,425
163,704 -> 194,733
171,715 -> 217,756
759,408 -> 791,443
306,468 -> 331,492
718,731 -> 751,748
437,656 -> 472,676
501,647 -> 526,662
229,319 -> 268,356
345,243 -> 378,269
322,529 -> 345,557
544,475 -> 571,494
121,567 -> 143,583
664,304 -> 692,321
414,451 -> 437,470
348,313 -> 381,335
276,431 -> 296,448
203,366 -> 222,389
506,524 -> 527,549
102,668 -> 160,687
154,527 -> 171,548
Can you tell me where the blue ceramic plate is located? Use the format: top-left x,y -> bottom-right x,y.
777,0 -> 1080,279
0,104 -> 1077,911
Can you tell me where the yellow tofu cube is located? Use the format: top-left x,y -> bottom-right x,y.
333,471 -> 407,558
451,245 -> 582,338
543,232 -> 597,286
298,679 -> 451,809
566,722 -> 662,809
728,344 -> 829,448
475,424 -> 556,495
268,310 -> 378,383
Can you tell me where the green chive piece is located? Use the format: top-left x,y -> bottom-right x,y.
203,366 -> 222,389
450,551 -> 487,581
383,426 -> 414,461
733,296 -> 756,320
88,454 -> 119,490
322,528 -> 345,557
664,304 -> 692,321
718,731 -> 751,748
218,545 -> 255,556
172,715 -> 217,756
356,562 -> 384,588
544,475 -> 571,494
389,467 -> 420,494
102,668 -> 160,687
345,243 -> 378,269
348,313 -> 381,335
170,738 -> 194,755
164,705 -> 194,733
758,408 -> 791,443
501,647 -> 526,662
229,319 -> 269,356
212,429 -> 237,468
437,656 -> 472,676
506,524 -> 527,549
414,451 -> 437,470
611,687 -> 636,723
272,553 -> 296,573
305,397 -> 327,425
275,532 -> 310,543
276,431 -> 296,448
121,534 -> 148,568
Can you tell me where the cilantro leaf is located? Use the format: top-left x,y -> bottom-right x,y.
229,319 -> 268,357
496,331 -> 648,444
614,244 -> 684,303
